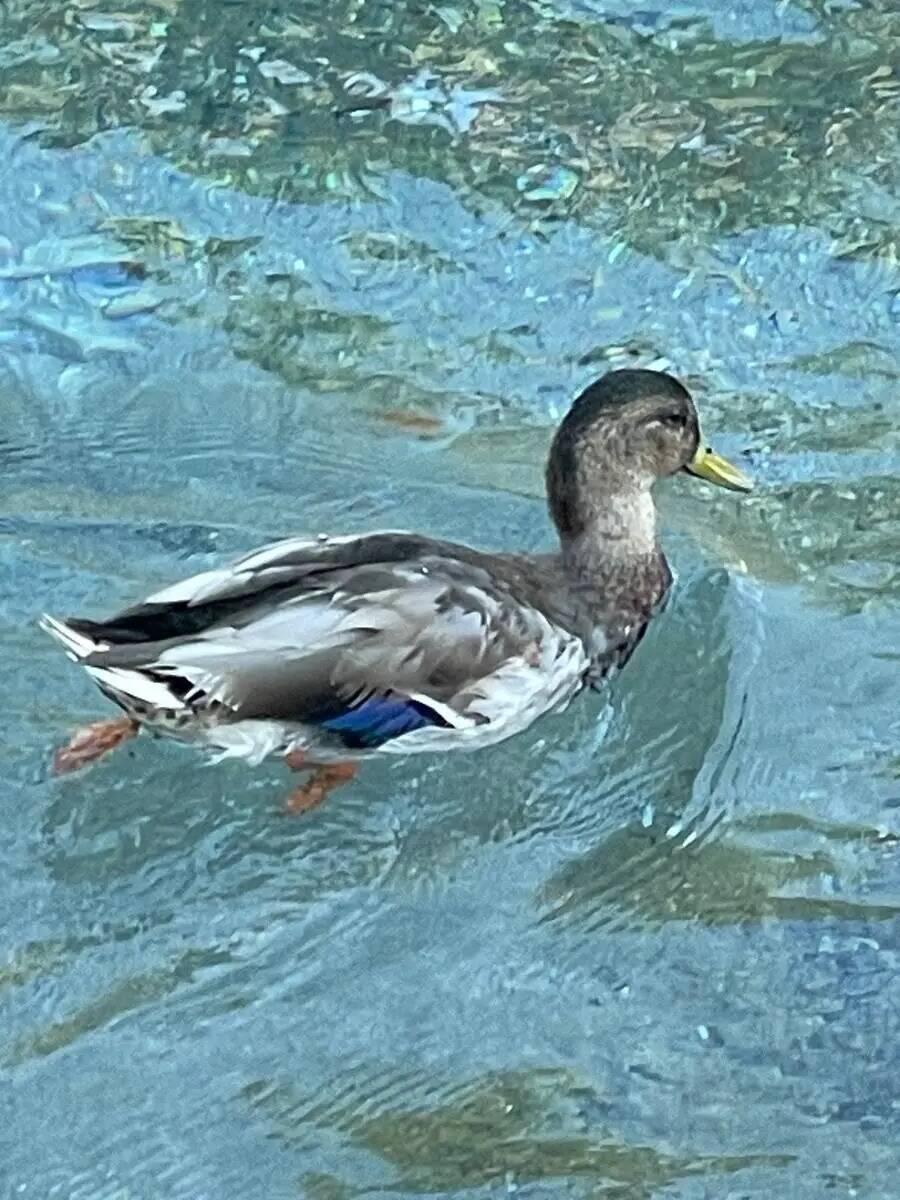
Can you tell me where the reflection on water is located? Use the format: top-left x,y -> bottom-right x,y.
1,0 -> 899,1197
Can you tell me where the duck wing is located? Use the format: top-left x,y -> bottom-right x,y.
42,532 -> 589,755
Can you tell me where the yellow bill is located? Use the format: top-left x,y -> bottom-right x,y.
685,444 -> 753,493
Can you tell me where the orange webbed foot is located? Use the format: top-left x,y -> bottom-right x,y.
53,717 -> 139,775
284,762 -> 359,815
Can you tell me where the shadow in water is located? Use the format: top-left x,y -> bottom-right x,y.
242,1064 -> 793,1196
539,822 -> 900,933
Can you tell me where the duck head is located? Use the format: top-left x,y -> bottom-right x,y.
547,369 -> 752,544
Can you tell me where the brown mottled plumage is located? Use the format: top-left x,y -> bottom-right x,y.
41,369 -> 752,809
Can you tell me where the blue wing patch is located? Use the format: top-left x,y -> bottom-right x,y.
319,694 -> 450,749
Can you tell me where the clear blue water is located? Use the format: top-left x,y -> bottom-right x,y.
1,3 -> 899,1197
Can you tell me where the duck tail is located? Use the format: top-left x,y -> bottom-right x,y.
40,613 -> 186,714
39,613 -> 104,661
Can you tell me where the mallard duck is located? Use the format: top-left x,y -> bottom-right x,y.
41,369 -> 752,812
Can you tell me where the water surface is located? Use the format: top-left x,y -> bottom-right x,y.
1,2 -> 898,1197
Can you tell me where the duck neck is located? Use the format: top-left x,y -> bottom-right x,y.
545,430 -> 668,611
555,488 -> 667,614
558,483 -> 657,559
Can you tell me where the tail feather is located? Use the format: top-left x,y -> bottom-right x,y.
39,613 -> 104,660
41,614 -> 189,714
85,665 -> 188,712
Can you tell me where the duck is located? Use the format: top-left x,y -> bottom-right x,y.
41,369 -> 752,812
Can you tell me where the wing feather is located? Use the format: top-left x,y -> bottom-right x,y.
44,531 -> 589,745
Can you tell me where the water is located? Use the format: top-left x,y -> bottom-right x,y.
1,2 -> 899,1197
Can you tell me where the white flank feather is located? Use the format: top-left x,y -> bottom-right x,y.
204,720 -> 292,765
380,625 -> 589,755
405,693 -> 472,729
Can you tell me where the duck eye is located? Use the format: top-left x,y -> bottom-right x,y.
649,411 -> 687,430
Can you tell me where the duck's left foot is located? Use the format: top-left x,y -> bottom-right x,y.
53,717 -> 139,775
285,762 -> 358,815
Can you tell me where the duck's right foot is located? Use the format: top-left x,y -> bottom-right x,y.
284,762 -> 359,815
